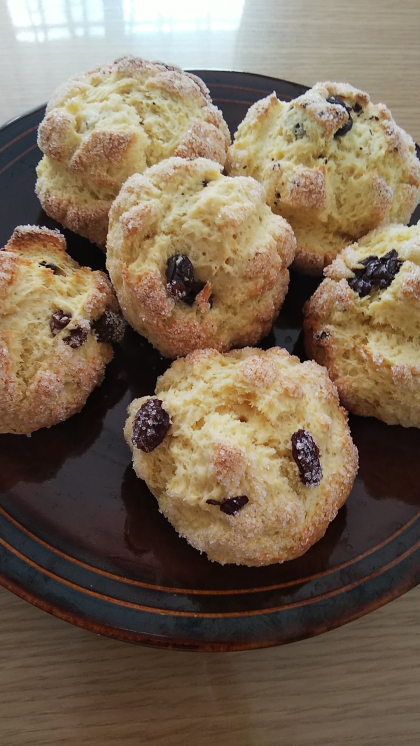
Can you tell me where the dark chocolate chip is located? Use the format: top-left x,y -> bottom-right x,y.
63,326 -> 88,349
92,308 -> 126,344
132,398 -> 171,452
348,249 -> 403,297
40,261 -> 58,273
202,180 -> 209,187
291,429 -> 322,487
353,102 -> 363,113
50,309 -> 72,335
206,499 -> 221,505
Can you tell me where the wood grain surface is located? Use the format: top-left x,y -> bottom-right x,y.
1,0 -> 420,743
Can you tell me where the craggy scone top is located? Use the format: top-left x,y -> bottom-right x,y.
0,225 -> 124,434
124,347 -> 358,566
304,221 -> 420,426
36,56 -> 230,247
226,82 -> 420,273
107,157 -> 295,358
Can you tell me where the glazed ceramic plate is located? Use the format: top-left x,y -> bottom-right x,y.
1,71 -> 420,652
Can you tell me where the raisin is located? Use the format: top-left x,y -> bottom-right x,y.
327,96 -> 346,107
50,309 -> 72,335
348,249 -> 402,297
291,429 -> 322,487
220,496 -> 249,515
184,280 -> 206,306
63,326 -> 88,349
206,496 -> 249,515
92,308 -> 126,344
132,398 -> 170,452
165,254 -> 209,306
327,96 -> 353,137
166,254 -> 194,301
40,261 -> 58,273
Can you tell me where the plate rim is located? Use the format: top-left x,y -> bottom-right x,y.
1,69 -> 420,651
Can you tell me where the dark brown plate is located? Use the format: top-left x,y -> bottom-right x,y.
1,71 -> 420,652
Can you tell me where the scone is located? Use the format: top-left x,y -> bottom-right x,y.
106,157 -> 296,358
226,82 -> 420,274
124,347 -> 358,566
36,56 -> 230,247
0,225 -> 125,434
304,222 -> 420,427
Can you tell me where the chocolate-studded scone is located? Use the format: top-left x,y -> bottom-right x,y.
106,157 -> 296,358
124,347 -> 358,566
304,222 -> 420,427
0,225 -> 125,434
36,56 -> 230,247
226,82 -> 420,274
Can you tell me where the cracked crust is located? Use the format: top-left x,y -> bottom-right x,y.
36,56 -> 230,248
226,81 -> 420,275
124,346 -> 358,566
304,221 -> 420,426
0,225 -> 124,434
106,157 -> 296,358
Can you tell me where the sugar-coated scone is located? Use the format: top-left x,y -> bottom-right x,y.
0,225 -> 125,434
36,56 -> 230,247
124,347 -> 358,566
106,157 -> 296,358
226,82 -> 420,274
304,222 -> 420,427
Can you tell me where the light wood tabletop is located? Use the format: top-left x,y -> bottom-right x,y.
1,1 -> 420,744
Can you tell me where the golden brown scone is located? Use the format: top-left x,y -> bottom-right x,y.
226,82 -> 420,274
106,157 -> 296,358
124,347 -> 358,566
304,222 -> 420,426
0,225 -> 125,434
36,56 -> 230,247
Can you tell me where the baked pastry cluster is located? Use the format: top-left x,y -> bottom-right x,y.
124,347 -> 358,566
36,56 -> 230,247
304,221 -> 420,427
0,225 -> 124,434
13,60 -> 420,565
106,157 -> 296,357
226,82 -> 420,274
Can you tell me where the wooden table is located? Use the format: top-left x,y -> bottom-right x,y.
1,1 -> 420,743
